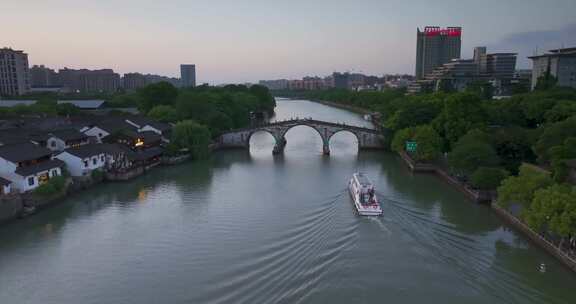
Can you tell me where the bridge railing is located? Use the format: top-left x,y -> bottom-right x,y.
225,118 -> 379,134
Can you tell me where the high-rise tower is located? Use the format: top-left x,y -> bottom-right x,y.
180,64 -> 196,88
415,26 -> 462,80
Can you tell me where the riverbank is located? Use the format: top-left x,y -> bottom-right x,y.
0,155 -> 190,225
492,204 -> 576,273
398,151 -> 493,203
398,150 -> 576,273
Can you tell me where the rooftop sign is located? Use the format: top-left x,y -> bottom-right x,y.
424,27 -> 462,37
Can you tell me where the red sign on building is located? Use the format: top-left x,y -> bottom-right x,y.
424,27 -> 462,37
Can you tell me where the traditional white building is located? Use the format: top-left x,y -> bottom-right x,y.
125,117 -> 172,143
47,129 -> 90,152
54,145 -> 106,177
0,143 -> 64,192
0,177 -> 12,195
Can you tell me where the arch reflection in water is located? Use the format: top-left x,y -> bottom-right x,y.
328,130 -> 359,156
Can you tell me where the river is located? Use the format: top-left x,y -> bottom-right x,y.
0,98 -> 575,304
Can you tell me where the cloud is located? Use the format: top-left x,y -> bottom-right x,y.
488,23 -> 576,68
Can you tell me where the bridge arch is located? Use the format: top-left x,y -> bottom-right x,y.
327,129 -> 360,150
280,123 -> 326,143
246,129 -> 279,146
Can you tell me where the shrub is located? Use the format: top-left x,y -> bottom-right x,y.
471,167 -> 509,190
33,176 -> 66,197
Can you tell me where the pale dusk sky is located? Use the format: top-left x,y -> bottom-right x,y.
2,0 -> 576,84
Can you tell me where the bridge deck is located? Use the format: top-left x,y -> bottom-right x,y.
222,118 -> 381,134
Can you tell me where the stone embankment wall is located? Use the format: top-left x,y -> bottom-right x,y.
0,195 -> 23,224
161,154 -> 190,165
492,204 -> 576,273
398,151 -> 493,203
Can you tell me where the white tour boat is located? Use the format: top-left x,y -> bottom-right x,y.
348,173 -> 382,216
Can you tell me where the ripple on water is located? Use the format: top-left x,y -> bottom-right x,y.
381,195 -> 562,304
192,192 -> 358,304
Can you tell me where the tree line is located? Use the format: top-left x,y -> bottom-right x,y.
301,85 -> 576,247
2,82 -> 276,160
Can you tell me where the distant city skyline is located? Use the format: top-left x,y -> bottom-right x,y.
2,0 -> 575,84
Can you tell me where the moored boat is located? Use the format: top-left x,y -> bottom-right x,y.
348,173 -> 382,216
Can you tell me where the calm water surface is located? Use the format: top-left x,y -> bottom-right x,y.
1,98 -> 575,303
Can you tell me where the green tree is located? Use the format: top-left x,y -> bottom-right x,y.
56,103 -> 80,116
171,120 -> 211,159
525,184 -> 576,242
496,164 -> 553,209
391,125 -> 442,162
544,100 -> 576,123
491,126 -> 537,174
466,80 -> 493,100
534,74 -> 558,91
448,129 -> 499,175
434,93 -> 487,147
533,116 -> 576,162
471,167 -> 509,190
137,82 -> 178,112
148,105 -> 178,123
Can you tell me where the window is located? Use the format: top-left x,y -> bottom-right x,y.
101,155 -> 105,162
28,177 -> 34,186
92,158 -> 97,165
83,160 -> 89,167
51,141 -> 56,147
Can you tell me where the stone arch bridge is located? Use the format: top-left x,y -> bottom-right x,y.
217,118 -> 384,155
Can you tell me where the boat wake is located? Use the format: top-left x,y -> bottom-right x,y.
194,191 -> 358,304
375,192 -> 562,304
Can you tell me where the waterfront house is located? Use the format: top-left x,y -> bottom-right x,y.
0,128 -> 50,147
131,146 -> 163,168
106,129 -> 162,150
0,177 -> 12,195
82,120 -> 137,143
47,129 -> 90,152
0,143 -> 64,192
99,144 -> 135,172
125,117 -> 172,143
54,144 -> 106,177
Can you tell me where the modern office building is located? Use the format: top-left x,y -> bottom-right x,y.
0,48 -> 30,96
408,46 -> 517,95
528,47 -> 576,90
415,26 -> 462,80
180,64 -> 196,88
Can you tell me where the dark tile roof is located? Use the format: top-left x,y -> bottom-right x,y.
99,143 -> 131,154
0,143 -> 52,163
146,121 -> 172,132
119,130 -> 161,143
126,117 -> 171,132
0,128 -> 50,145
95,120 -> 137,134
15,159 -> 65,177
131,147 -> 163,161
125,116 -> 153,128
61,144 -> 105,158
138,131 -> 162,142
49,129 -> 88,142
0,177 -> 12,185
